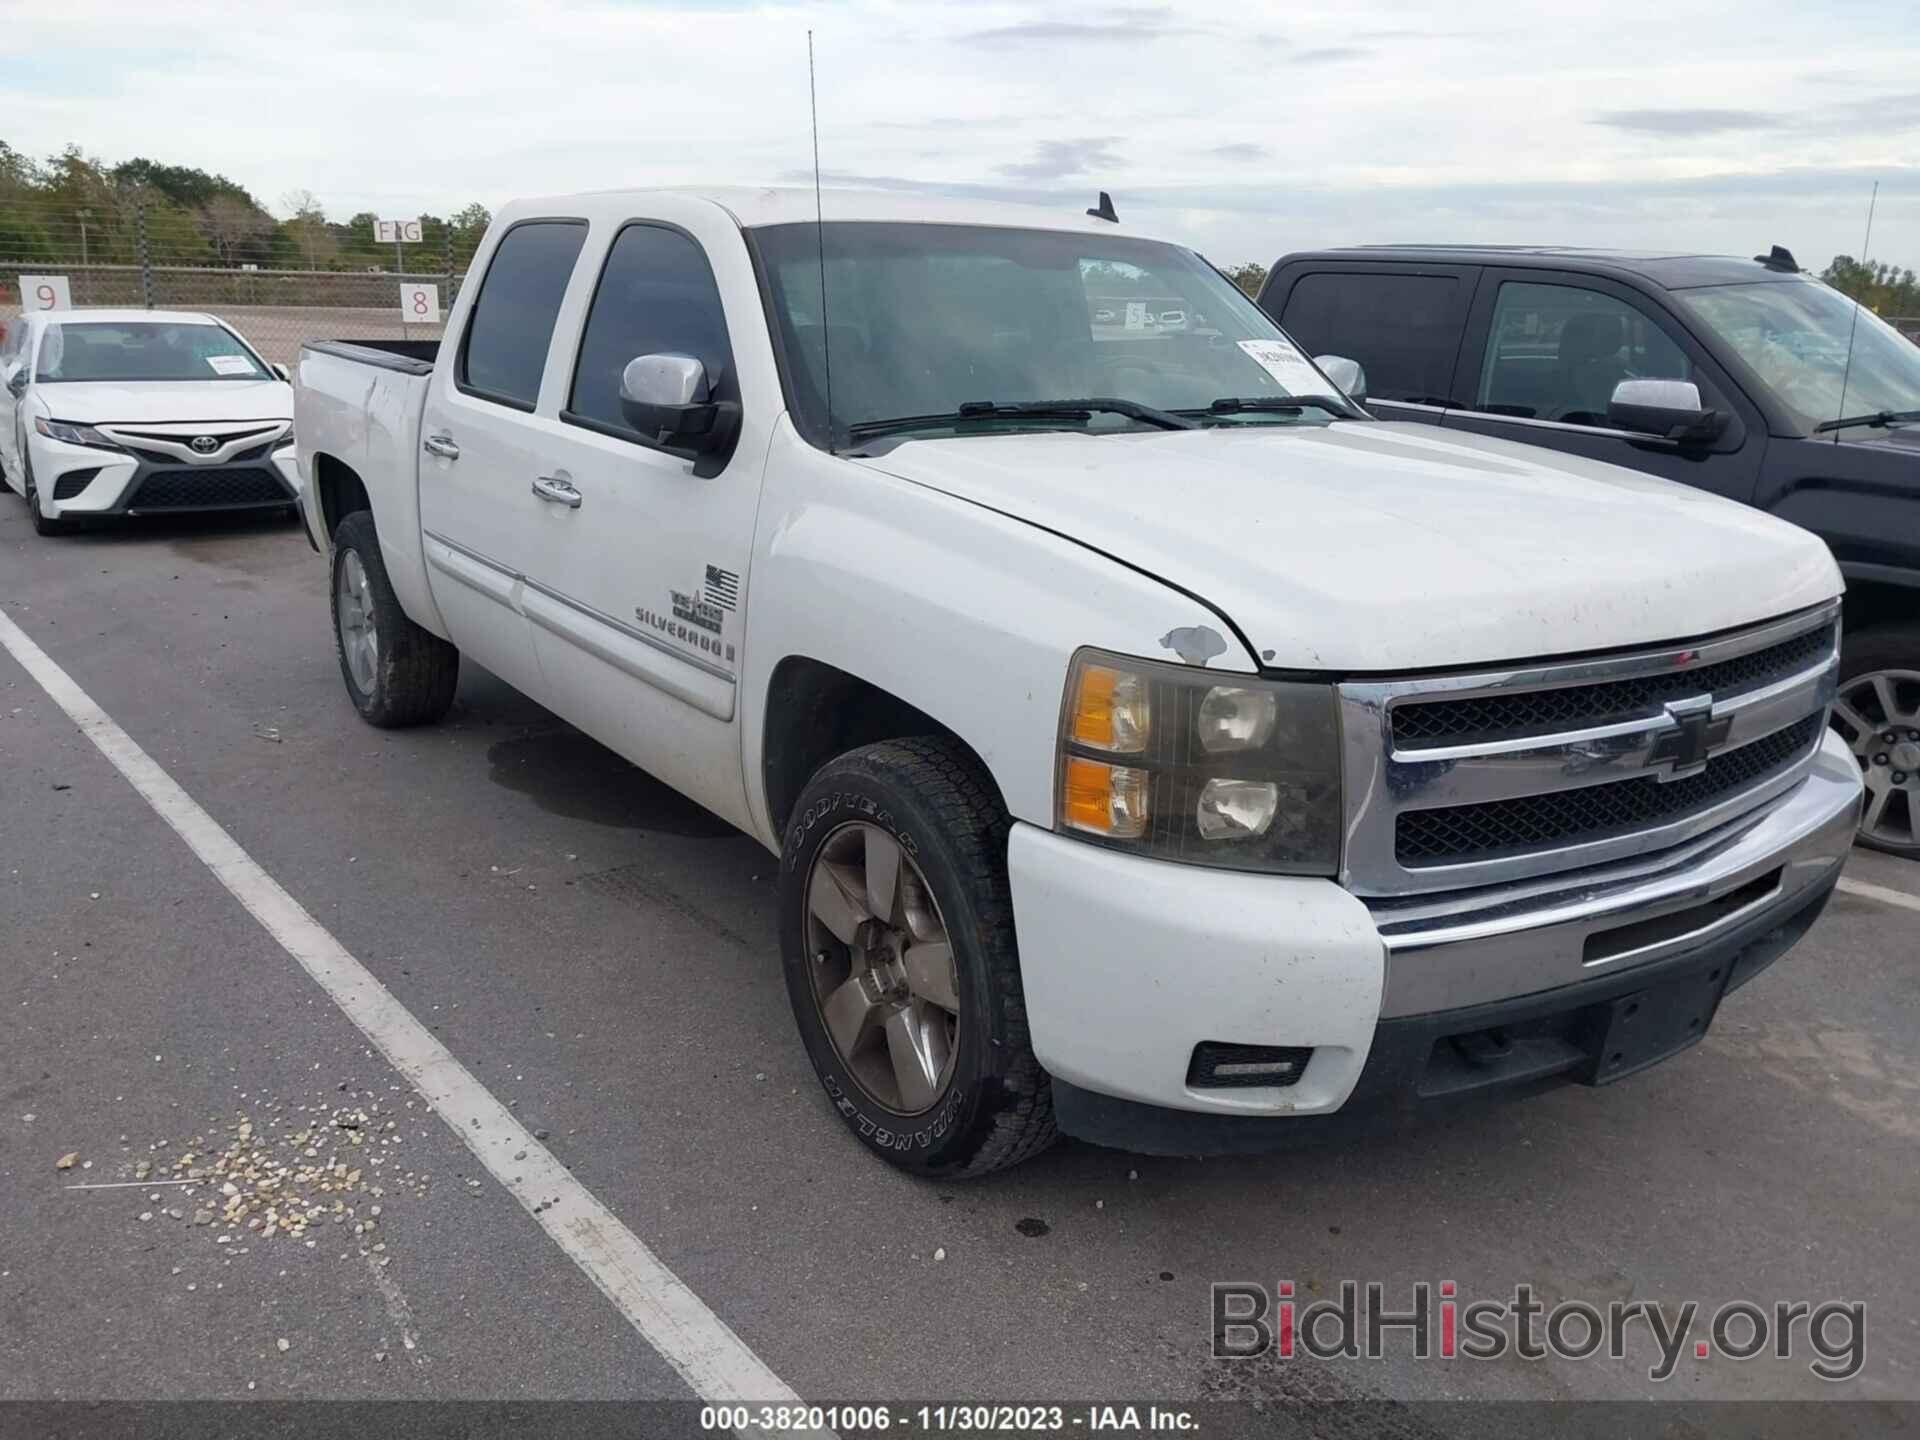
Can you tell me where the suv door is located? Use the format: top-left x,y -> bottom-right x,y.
417,216 -> 590,698
1443,271 -> 1763,502
515,213 -> 763,822
1261,263 -> 1478,426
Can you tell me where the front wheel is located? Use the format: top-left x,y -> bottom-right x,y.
1831,624 -> 1920,858
23,453 -> 76,536
780,737 -> 1055,1177
329,510 -> 459,727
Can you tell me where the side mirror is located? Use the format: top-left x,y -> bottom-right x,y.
5,368 -> 26,398
1315,354 -> 1367,402
272,362 -> 291,382
618,353 -> 739,467
1608,379 -> 1723,442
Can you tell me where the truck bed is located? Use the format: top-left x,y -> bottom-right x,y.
302,338 -> 440,375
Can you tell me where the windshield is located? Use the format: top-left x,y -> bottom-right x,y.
34,321 -> 271,384
752,222 -> 1344,447
1675,280 -> 1920,434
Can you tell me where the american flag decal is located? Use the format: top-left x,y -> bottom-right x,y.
703,564 -> 740,612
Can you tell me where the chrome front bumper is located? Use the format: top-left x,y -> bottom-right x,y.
1368,727 -> 1863,1017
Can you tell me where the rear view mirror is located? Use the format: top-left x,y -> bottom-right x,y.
619,353 -> 740,469
5,368 -> 25,398
1315,355 -> 1368,402
1608,379 -> 1722,443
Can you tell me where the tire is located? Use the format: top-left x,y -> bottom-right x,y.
1833,623 -> 1920,858
329,509 -> 459,728
23,453 -> 76,537
780,736 -> 1055,1177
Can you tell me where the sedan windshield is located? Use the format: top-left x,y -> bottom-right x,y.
35,321 -> 271,384
752,222 -> 1346,448
1675,280 -> 1920,435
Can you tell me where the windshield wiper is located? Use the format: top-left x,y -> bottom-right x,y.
844,396 -> 1197,443
1180,394 -> 1365,422
1812,407 -> 1920,434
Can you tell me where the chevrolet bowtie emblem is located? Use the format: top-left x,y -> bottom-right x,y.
1646,696 -> 1731,780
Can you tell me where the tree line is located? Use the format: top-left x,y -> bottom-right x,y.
0,141 -> 490,272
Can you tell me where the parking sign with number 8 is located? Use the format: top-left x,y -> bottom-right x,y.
399,283 -> 441,325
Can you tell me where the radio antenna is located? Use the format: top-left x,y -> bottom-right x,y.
808,30 -> 835,453
1831,180 -> 1879,446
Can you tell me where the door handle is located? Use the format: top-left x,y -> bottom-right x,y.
423,432 -> 460,460
531,474 -> 582,509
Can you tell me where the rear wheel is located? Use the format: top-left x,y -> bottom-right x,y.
1831,625 -> 1920,858
780,737 -> 1055,1177
329,509 -> 459,727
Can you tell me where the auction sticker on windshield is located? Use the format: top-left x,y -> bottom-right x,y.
207,355 -> 254,376
1238,339 -> 1322,393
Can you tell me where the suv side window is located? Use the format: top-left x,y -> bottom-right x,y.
1475,281 -> 1701,426
458,220 -> 588,410
1279,272 -> 1461,404
566,223 -> 736,439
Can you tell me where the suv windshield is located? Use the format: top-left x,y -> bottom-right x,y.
752,222 -> 1347,448
1676,280 -> 1920,435
35,321 -> 271,384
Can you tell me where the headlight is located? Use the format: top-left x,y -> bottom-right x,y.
1056,648 -> 1342,874
34,417 -> 120,451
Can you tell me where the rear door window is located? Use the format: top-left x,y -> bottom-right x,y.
566,223 -> 736,439
1277,271 -> 1465,405
458,220 -> 588,409
1475,281 -> 1699,425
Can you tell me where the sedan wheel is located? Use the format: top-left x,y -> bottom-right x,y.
1831,667 -> 1920,854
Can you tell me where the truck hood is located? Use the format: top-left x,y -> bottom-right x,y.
34,379 -> 293,425
858,421 -> 1841,671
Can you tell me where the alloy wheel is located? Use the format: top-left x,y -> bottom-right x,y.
1831,669 -> 1920,851
803,821 -> 962,1114
335,550 -> 380,695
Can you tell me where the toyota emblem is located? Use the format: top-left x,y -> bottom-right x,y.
189,435 -> 219,454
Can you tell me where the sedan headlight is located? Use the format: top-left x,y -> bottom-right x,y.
34,417 -> 120,451
1056,648 -> 1342,874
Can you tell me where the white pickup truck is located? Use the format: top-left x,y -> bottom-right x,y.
295,188 -> 1862,1175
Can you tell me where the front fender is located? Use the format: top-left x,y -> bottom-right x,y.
741,421 -> 1255,840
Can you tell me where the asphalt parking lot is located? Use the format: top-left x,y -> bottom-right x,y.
2,498 -> 1917,1425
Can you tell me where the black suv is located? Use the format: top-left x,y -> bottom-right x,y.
1258,245 -> 1920,857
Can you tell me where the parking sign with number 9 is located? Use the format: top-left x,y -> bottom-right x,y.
19,275 -> 72,311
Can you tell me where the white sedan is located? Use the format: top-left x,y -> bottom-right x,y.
0,308 -> 298,536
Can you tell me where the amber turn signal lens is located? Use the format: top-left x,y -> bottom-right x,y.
1068,663 -> 1150,753
1061,755 -> 1150,839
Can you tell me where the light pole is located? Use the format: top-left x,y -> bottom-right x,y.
77,207 -> 92,266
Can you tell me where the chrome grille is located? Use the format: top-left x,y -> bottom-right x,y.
1392,623 -> 1836,749
1396,713 -> 1824,865
1335,604 -> 1840,896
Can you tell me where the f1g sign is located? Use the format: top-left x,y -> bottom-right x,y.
375,219 -> 424,245
19,275 -> 72,311
400,282 -> 441,325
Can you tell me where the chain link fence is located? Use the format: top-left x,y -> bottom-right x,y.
2,191 -> 481,364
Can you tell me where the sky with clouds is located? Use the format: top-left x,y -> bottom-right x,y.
3,0 -> 1917,270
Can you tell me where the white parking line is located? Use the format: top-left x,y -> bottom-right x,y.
1837,876 -> 1920,914
0,609 -> 808,1415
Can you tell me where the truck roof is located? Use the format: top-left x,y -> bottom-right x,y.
500,186 -> 1149,239
1274,245 -> 1814,291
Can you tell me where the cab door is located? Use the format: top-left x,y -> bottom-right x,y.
416,217 -> 589,699
1442,271 -> 1764,503
507,206 -> 775,833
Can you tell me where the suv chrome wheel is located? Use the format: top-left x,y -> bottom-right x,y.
1832,668 -> 1920,852
803,820 -> 961,1114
